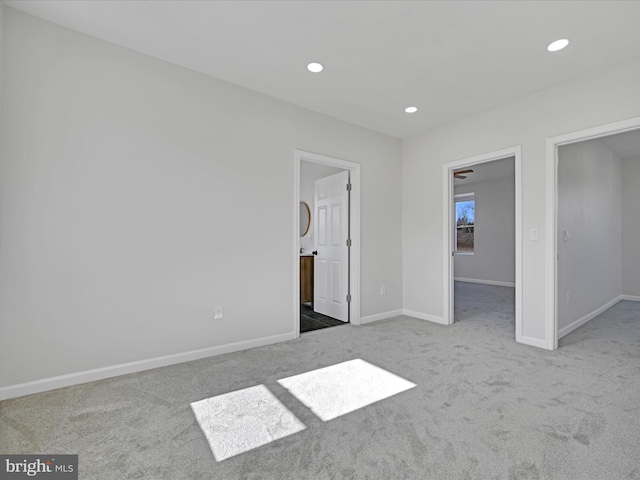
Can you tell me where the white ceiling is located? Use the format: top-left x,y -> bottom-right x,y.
5,1 -> 640,139
454,156 -> 515,186
601,129 -> 640,160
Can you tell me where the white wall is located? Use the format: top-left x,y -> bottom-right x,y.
0,4 -> 3,154
622,156 -> 640,297
0,9 -> 402,394
299,161 -> 343,254
403,54 -> 640,348
557,140 -> 622,332
454,175 -> 515,286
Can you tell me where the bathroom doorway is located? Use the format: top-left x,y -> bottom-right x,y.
294,150 -> 361,335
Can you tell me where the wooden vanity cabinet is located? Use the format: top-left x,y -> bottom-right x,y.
300,256 -> 314,305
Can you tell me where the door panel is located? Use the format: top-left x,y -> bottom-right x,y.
317,260 -> 327,302
314,171 -> 349,322
318,206 -> 327,246
331,204 -> 342,245
331,261 -> 341,303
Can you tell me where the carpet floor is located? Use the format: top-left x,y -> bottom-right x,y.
1,299 -> 639,479
454,280 -> 515,338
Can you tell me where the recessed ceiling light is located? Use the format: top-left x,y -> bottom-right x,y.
405,106 -> 418,113
307,62 -> 323,73
547,39 -> 570,52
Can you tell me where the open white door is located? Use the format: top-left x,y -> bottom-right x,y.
314,171 -> 349,322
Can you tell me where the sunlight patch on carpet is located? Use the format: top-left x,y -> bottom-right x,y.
277,358 -> 416,421
191,385 -> 306,461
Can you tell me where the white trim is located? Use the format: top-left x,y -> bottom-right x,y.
443,161 -> 455,325
545,138 -> 557,351
443,146 -> 523,344
294,157 -> 302,338
519,335 -> 549,350
454,192 -> 474,201
621,295 -> 640,302
557,296 -> 621,340
402,309 -> 447,325
454,277 -> 515,288
294,150 -> 361,331
514,149 -> 523,344
360,309 -> 403,324
546,115 -> 640,351
0,332 -> 297,401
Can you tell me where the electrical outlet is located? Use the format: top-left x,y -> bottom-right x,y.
380,285 -> 386,296
214,306 -> 224,320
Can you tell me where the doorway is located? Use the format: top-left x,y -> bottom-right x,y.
547,117 -> 640,349
294,150 -> 361,336
443,146 -> 523,342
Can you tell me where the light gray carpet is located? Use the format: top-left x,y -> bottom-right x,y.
454,280 -> 515,338
1,301 -> 640,479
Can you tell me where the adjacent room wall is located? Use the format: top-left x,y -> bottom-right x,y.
557,140 -> 622,334
403,54 -> 640,348
454,175 -> 515,286
0,9 -> 403,395
622,156 -> 640,298
299,161 -> 343,254
0,4 -> 3,147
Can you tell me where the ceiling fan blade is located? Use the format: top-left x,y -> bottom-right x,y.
454,169 -> 474,175
454,174 -> 467,179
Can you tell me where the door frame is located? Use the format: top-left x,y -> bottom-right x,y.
294,150 -> 361,337
442,146 -> 523,343
545,115 -> 640,350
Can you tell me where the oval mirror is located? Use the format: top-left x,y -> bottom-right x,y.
300,202 -> 311,237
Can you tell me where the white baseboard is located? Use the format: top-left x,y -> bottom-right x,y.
359,309 -> 403,324
621,295 -> 640,302
454,277 -> 515,288
402,309 -> 448,325
0,332 -> 297,401
519,335 -> 552,350
558,296 -> 622,340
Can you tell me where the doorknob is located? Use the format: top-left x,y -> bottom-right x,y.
312,251 -> 318,255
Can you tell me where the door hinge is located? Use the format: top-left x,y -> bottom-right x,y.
346,239 -> 352,247
346,183 -> 352,191
346,294 -> 352,303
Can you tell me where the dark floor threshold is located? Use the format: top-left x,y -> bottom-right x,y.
300,305 -> 348,333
